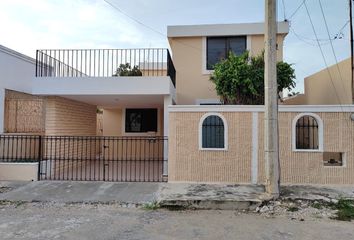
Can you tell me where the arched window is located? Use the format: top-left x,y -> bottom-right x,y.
292,113 -> 323,151
199,113 -> 227,150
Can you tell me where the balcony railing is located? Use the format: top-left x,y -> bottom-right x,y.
36,48 -> 176,86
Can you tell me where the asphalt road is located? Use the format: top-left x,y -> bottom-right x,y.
0,202 -> 353,240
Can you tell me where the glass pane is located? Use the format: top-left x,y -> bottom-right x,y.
125,108 -> 158,133
202,115 -> 224,148
229,37 -> 246,56
207,38 -> 226,70
295,116 -> 319,149
143,109 -> 158,132
126,111 -> 142,132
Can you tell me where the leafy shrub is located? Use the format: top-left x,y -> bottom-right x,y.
210,51 -> 296,105
113,63 -> 142,76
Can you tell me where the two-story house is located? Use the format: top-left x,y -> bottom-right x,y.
2,21 -> 354,186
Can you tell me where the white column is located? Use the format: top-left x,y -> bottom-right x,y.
0,88 -> 5,134
251,112 -> 259,184
163,95 -> 172,176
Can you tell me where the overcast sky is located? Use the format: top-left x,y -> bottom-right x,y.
0,0 -> 350,93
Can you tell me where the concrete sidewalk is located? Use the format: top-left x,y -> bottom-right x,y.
0,181 -> 265,210
1,181 -> 353,210
0,181 -> 162,204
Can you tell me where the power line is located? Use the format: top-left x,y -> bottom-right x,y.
103,0 -> 165,38
102,0 -> 202,52
290,26 -> 331,46
303,1 -> 353,140
281,0 -> 287,20
288,0 -> 306,20
318,0 -> 351,101
303,1 -> 343,104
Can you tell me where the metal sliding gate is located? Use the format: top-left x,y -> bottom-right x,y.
0,135 -> 167,182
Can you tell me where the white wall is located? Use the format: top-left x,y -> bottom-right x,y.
32,76 -> 175,96
0,45 -> 36,133
0,45 -> 35,93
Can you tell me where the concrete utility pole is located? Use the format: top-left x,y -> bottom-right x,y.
264,0 -> 280,198
350,0 -> 354,103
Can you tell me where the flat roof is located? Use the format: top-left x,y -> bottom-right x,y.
167,22 -> 289,37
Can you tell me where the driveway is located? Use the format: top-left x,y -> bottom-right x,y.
0,202 -> 353,240
0,181 -> 161,204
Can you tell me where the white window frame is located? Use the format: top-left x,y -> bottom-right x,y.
199,112 -> 228,151
122,108 -> 160,136
202,35 -> 251,75
292,112 -> 324,152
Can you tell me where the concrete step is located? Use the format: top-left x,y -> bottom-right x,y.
157,183 -> 265,210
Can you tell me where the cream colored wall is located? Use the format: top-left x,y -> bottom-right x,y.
169,111 -> 354,185
102,108 -> 164,136
304,58 -> 352,104
282,94 -> 307,105
0,163 -> 38,181
250,34 -> 285,61
45,97 -> 97,136
168,34 -> 286,105
103,109 -> 123,136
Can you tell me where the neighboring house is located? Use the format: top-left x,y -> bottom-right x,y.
283,58 -> 352,105
1,21 -> 354,185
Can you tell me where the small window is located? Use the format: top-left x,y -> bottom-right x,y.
323,152 -> 344,167
207,36 -> 246,70
201,115 -> 225,149
295,115 -> 319,150
125,108 -> 157,133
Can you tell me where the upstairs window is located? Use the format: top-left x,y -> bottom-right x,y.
200,114 -> 227,149
207,36 -> 247,70
125,108 -> 157,133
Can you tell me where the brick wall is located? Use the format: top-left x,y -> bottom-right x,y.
168,110 -> 354,185
4,90 -> 44,134
45,97 -> 97,136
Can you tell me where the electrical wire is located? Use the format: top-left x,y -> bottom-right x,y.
102,0 -> 202,52
303,1 -> 354,141
318,0 -> 351,101
288,0 -> 306,20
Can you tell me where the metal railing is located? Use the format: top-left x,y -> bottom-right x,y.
36,48 -> 176,86
0,135 -> 167,182
0,135 -> 42,163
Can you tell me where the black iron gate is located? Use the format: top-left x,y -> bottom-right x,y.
0,135 -> 167,182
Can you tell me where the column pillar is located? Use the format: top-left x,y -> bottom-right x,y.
163,95 -> 172,177
0,88 -> 5,134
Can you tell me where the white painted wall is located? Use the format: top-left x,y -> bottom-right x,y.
0,45 -> 35,93
32,76 -> 175,96
0,45 -> 36,133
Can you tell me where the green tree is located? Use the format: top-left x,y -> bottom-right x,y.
113,63 -> 142,76
210,51 -> 296,105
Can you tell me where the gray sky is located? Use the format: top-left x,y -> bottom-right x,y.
0,0 -> 350,93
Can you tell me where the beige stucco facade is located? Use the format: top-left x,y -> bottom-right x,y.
283,58 -> 352,105
168,106 -> 354,185
304,58 -> 352,105
168,33 -> 286,105
102,108 -> 164,136
0,163 -> 38,181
